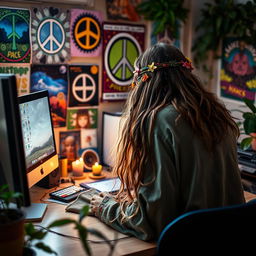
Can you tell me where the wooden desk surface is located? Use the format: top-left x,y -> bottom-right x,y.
30,172 -> 156,256
29,171 -> 256,256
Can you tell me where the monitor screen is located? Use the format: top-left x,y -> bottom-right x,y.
18,90 -> 58,188
102,112 -> 122,168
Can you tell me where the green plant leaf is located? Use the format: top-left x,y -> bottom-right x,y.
240,137 -> 253,150
35,242 -> 57,255
243,98 -> 256,113
243,114 -> 256,134
79,205 -> 90,223
48,219 -> 76,228
77,225 -> 91,256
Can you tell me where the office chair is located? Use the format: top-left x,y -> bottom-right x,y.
157,199 -> 256,255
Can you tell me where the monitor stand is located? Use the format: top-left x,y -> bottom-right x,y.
22,203 -> 47,222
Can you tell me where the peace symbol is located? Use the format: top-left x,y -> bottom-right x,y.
72,74 -> 96,102
37,19 -> 65,54
74,16 -> 101,50
104,33 -> 141,86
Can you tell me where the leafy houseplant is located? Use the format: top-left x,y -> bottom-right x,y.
0,184 -> 24,256
236,98 -> 256,151
192,0 -> 256,69
136,0 -> 189,42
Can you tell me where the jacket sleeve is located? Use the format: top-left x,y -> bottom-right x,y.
96,129 -> 179,241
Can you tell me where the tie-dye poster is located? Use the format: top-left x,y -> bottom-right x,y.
31,7 -> 70,64
68,64 -> 99,107
102,22 -> 145,101
0,7 -> 31,63
220,38 -> 256,103
30,64 -> 68,127
70,9 -> 102,57
0,64 -> 30,95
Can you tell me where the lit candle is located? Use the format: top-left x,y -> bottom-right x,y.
72,158 -> 84,177
92,162 -> 102,176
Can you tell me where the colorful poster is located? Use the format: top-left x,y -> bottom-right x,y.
220,38 -> 256,103
30,64 -> 68,127
0,7 -> 30,63
102,22 -> 145,101
0,64 -> 30,95
31,7 -> 70,64
66,108 -> 98,130
70,9 -> 102,57
68,64 -> 99,107
106,0 -> 141,21
59,130 -> 80,168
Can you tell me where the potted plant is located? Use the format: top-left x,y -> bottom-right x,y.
0,184 -> 25,256
236,98 -> 256,151
136,0 -> 189,44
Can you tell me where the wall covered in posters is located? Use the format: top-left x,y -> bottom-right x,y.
0,0 -> 147,170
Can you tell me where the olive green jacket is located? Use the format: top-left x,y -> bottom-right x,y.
97,105 -> 245,241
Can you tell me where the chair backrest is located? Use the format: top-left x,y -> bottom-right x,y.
157,200 -> 256,255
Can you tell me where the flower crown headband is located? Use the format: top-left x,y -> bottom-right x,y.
132,58 -> 193,86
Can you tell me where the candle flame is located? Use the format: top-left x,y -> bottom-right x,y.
79,157 -> 83,162
95,162 -> 98,166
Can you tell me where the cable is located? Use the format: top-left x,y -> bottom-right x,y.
34,224 -> 130,243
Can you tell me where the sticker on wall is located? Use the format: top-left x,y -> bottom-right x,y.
0,7 -> 31,63
31,7 -> 70,64
66,108 -> 98,130
102,22 -> 145,101
0,64 -> 30,95
219,38 -> 256,103
68,64 -> 99,107
71,9 -> 102,57
80,129 -> 97,148
30,64 -> 68,127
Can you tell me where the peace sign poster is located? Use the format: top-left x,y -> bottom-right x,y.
31,7 -> 70,64
30,64 -> 68,128
0,7 -> 31,63
70,9 -> 102,57
219,37 -> 256,103
68,64 -> 99,107
102,22 -> 145,101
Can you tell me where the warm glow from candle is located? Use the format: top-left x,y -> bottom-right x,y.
92,162 -> 102,176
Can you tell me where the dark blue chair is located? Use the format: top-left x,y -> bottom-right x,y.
157,199 -> 256,255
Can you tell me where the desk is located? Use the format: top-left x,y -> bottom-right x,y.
30,172 -> 256,256
30,172 -> 156,256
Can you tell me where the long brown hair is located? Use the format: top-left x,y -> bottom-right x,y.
113,43 -> 239,221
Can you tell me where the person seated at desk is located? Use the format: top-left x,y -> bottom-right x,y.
90,43 -> 245,241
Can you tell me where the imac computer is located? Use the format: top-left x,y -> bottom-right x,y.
101,111 -> 122,169
18,90 -> 58,188
0,74 -> 58,221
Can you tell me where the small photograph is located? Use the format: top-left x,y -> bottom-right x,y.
66,108 -> 98,130
59,131 -> 80,169
81,129 -> 97,148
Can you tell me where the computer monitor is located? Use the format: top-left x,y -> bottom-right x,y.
18,90 -> 59,188
0,74 -> 30,206
101,112 -> 122,169
0,74 -> 58,221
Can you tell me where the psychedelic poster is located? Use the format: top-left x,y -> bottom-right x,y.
220,38 -> 256,103
0,7 -> 30,63
0,64 -> 30,95
70,9 -> 102,57
102,22 -> 145,101
31,7 -> 70,64
30,64 -> 68,127
68,64 -> 99,107
66,108 -> 98,130
80,129 -> 97,149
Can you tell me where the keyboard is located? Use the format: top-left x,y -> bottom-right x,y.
49,185 -> 88,203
